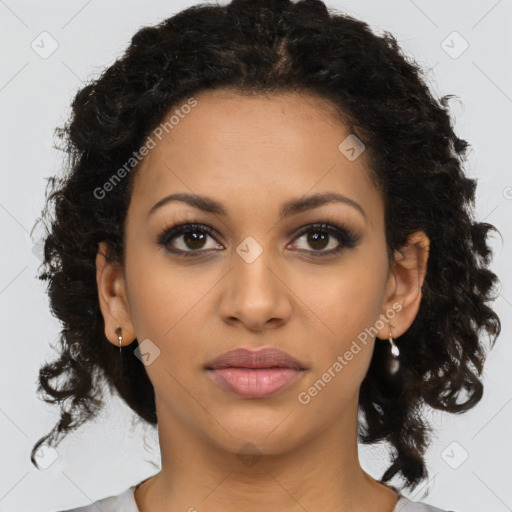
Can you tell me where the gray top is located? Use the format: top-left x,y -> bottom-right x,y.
57,483 -> 456,512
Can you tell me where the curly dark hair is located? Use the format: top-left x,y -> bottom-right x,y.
30,0 -> 501,493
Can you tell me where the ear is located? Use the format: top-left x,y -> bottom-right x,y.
376,231 -> 430,340
96,241 -> 136,347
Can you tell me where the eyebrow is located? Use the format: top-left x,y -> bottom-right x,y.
147,191 -> 366,221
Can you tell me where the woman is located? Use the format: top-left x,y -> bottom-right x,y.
30,0 -> 501,511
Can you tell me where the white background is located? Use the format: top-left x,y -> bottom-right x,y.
1,1 -> 511,511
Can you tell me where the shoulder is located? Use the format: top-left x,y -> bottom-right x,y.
55,485 -> 457,512
394,494 -> 457,511
56,485 -> 139,512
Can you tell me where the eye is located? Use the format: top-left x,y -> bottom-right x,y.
288,222 -> 360,257
157,218 -> 360,259
157,223 -> 223,257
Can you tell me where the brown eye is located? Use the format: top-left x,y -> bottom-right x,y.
157,220 -> 360,259
158,223 -> 223,256
180,230 -> 208,250
289,222 -> 360,257
304,230 -> 334,251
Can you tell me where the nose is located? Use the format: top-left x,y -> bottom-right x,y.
218,247 -> 292,331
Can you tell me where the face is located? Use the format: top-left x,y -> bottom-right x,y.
97,89 -> 427,458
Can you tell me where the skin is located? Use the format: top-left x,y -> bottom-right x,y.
96,89 -> 429,512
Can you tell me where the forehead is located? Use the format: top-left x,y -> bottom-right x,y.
129,89 -> 382,227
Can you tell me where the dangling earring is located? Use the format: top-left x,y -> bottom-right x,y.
115,326 -> 122,353
388,330 -> 400,374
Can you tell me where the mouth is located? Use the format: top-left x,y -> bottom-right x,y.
204,347 -> 306,371
204,347 -> 307,398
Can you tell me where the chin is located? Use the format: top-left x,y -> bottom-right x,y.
204,412 -> 307,457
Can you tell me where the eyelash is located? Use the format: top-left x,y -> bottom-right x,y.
156,215 -> 360,259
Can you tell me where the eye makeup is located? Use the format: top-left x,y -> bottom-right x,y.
156,213 -> 361,259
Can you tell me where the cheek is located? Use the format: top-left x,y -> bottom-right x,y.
303,260 -> 386,339
124,249 -> 219,363
293,275 -> 383,417
295,255 -> 387,383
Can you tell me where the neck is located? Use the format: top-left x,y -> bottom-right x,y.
134,394 -> 399,512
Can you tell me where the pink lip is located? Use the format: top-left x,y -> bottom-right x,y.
204,347 -> 307,398
204,347 -> 306,370
207,367 -> 304,398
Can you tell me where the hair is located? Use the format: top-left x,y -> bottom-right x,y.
30,0 -> 501,493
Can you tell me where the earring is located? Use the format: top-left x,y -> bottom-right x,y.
115,326 -> 122,353
388,331 -> 400,374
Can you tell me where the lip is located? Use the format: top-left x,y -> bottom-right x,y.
204,347 -> 306,371
204,347 -> 307,398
